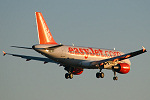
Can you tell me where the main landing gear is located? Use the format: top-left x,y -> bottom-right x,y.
96,67 -> 104,79
65,73 -> 73,79
96,72 -> 104,78
64,67 -> 74,79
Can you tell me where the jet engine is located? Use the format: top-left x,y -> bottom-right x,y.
112,63 -> 130,74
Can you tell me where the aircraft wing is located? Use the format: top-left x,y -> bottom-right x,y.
3,51 -> 58,64
91,46 -> 147,66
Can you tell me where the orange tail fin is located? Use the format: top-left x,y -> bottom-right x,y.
35,12 -> 57,44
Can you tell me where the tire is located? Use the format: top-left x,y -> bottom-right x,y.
65,73 -> 69,79
113,76 -> 118,80
69,73 -> 73,79
100,72 -> 104,78
96,72 -> 101,78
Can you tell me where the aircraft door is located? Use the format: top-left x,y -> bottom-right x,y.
61,47 -> 66,58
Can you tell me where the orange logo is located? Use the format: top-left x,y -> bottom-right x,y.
85,55 -> 88,59
68,47 -> 121,58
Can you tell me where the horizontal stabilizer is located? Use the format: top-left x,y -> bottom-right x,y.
11,46 -> 32,49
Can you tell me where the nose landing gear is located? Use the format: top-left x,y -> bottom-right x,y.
113,71 -> 118,81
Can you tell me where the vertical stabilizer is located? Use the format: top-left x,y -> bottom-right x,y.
35,12 -> 57,44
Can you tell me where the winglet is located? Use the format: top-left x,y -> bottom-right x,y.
142,46 -> 147,52
3,51 -> 6,56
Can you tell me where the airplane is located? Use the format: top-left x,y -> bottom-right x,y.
3,12 -> 147,80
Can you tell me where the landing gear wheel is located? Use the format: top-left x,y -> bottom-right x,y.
69,73 -> 73,79
96,72 -> 101,78
100,72 -> 104,78
65,73 -> 69,79
113,76 -> 118,80
96,72 -> 104,78
65,73 -> 73,79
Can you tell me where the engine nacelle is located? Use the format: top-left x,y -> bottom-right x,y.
72,68 -> 83,75
112,63 -> 130,74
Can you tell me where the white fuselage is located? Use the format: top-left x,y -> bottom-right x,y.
33,44 -> 131,69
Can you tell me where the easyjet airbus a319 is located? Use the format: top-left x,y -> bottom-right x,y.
3,12 -> 147,80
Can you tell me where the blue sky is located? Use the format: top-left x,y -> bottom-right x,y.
0,0 -> 150,100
